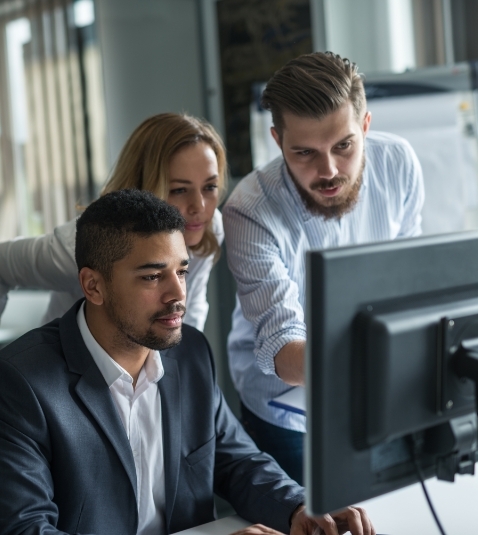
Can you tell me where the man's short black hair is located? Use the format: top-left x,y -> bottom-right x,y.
75,189 -> 185,280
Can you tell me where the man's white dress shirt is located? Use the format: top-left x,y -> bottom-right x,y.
77,302 -> 165,535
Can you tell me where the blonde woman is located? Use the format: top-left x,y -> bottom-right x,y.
0,113 -> 226,331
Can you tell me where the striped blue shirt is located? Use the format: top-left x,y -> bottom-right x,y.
223,131 -> 425,432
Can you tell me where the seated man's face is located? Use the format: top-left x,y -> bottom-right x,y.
102,230 -> 189,351
272,102 -> 371,220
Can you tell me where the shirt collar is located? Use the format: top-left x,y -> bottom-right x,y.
143,350 -> 165,384
76,301 -> 164,387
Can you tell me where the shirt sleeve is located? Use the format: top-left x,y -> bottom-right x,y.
397,140 -> 425,238
223,201 -> 306,376
0,219 -> 80,322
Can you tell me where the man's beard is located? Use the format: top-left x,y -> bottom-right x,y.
105,297 -> 186,351
287,152 -> 365,220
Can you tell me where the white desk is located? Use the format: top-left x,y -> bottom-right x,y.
356,474 -> 478,534
173,477 -> 478,534
273,391 -> 478,532
173,473 -> 478,534
175,515 -> 251,535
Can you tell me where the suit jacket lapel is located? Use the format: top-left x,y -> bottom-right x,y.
75,367 -> 137,498
59,301 -> 137,499
159,353 -> 181,531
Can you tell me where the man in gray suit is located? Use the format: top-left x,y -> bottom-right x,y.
0,190 -> 374,535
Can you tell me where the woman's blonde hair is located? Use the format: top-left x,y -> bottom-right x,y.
102,113 -> 227,258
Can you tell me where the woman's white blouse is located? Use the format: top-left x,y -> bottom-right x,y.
0,209 -> 223,332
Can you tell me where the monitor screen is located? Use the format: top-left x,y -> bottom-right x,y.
305,232 -> 478,516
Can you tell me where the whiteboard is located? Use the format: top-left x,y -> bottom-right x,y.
368,92 -> 478,235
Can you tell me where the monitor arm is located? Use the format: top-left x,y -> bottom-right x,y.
427,338 -> 478,482
423,334 -> 478,482
425,414 -> 478,481
454,338 -> 478,415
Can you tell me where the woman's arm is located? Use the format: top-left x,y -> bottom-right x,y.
0,220 -> 80,320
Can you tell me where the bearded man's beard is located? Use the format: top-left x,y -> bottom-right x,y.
287,152 -> 366,220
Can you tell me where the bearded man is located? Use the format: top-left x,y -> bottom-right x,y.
223,51 -> 425,485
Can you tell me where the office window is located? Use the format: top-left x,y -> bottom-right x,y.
0,0 -> 107,240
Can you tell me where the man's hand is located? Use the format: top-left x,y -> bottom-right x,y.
290,504 -> 376,535
228,505 -> 375,535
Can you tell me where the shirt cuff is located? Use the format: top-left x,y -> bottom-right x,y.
256,328 -> 306,376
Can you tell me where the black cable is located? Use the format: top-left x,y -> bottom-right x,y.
409,435 -> 448,535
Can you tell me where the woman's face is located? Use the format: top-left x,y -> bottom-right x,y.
167,142 -> 219,247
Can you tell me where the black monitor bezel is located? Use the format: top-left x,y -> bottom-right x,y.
305,231 -> 478,516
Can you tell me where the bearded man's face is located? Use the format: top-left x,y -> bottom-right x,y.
272,102 -> 371,219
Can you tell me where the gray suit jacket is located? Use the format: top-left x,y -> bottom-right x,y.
0,301 -> 304,534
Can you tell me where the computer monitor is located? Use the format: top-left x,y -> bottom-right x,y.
305,232 -> 478,516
